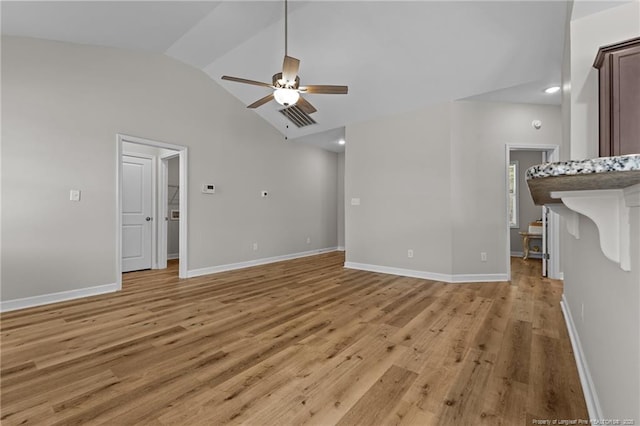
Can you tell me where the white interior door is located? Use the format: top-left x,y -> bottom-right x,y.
122,155 -> 153,272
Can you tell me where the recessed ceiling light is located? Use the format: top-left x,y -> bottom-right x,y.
544,86 -> 560,94
338,139 -> 346,145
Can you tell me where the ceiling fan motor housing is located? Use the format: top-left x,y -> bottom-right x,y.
273,73 -> 300,89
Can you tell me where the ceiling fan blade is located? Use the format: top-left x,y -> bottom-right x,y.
299,85 -> 348,94
221,75 -> 272,88
281,56 -> 300,84
296,96 -> 317,114
247,93 -> 274,109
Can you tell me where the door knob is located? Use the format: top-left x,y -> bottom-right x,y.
145,217 -> 152,221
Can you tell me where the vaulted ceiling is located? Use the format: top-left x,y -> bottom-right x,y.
2,1 -> 569,150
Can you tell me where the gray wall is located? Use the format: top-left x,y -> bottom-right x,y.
563,2 -> 640,420
1,36 -> 338,302
167,156 -> 180,258
345,101 -> 562,279
509,151 -> 544,255
449,101 -> 562,276
345,103 -> 453,275
560,0 -> 572,278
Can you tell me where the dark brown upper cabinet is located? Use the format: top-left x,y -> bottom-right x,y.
593,36 -> 640,157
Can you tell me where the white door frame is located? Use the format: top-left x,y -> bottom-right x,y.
158,152 -> 180,270
116,134 -> 188,288
505,144 -> 561,281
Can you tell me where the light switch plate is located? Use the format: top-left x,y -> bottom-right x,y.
201,184 -> 215,194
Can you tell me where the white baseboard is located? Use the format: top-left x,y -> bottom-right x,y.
449,273 -> 509,283
344,262 -> 452,282
0,283 -> 119,313
187,247 -> 338,278
510,251 -> 524,257
343,262 -> 507,283
167,253 -> 179,260
337,246 -> 345,252
560,294 -> 602,420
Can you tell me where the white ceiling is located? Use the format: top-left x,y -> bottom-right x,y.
2,1 -> 571,150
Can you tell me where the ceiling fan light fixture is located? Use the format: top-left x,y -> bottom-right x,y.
274,88 -> 300,106
220,0 -> 347,117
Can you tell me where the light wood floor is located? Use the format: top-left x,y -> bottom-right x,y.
1,252 -> 587,425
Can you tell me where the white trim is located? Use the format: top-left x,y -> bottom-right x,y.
159,151 -> 180,270
117,134 -> 189,281
0,283 -> 118,312
161,152 -> 180,161
116,141 -> 123,290
548,206 -> 562,279
178,148 -> 188,279
508,160 -> 519,228
507,144 -> 562,152
344,262 -> 452,282
158,157 -> 169,270
337,246 -> 345,252
168,253 -> 180,260
343,262 -> 508,283
550,186 -> 637,272
510,251 -> 524,257
449,273 -> 509,283
560,294 -> 602,420
187,248 -> 338,278
120,134 -> 186,152
122,151 -> 154,159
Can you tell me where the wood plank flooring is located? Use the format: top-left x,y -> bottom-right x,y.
0,252 -> 588,425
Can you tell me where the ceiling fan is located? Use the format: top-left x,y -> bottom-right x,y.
221,0 -> 348,115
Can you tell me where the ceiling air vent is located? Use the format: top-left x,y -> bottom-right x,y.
279,105 -> 316,128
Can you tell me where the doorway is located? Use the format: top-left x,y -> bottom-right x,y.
505,144 -> 560,281
158,153 -> 180,270
116,134 -> 188,289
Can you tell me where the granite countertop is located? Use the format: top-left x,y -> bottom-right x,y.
526,154 -> 640,179
526,154 -> 640,205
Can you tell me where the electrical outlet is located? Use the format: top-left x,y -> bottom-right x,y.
480,252 -> 487,262
407,249 -> 414,258
306,237 -> 311,244
253,242 -> 258,251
